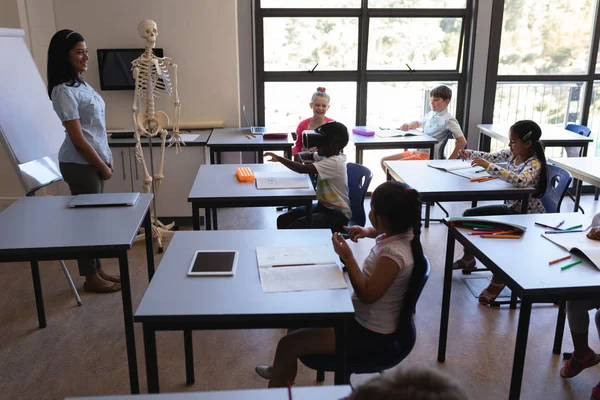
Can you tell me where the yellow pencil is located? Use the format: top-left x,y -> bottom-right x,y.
480,234 -> 521,239
549,255 -> 571,265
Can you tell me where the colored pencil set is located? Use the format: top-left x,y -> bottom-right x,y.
464,222 -> 522,239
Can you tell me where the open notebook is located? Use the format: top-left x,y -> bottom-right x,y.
254,171 -> 311,190
542,231 -> 600,270
375,128 -> 424,138
256,245 -> 348,292
427,160 -> 491,179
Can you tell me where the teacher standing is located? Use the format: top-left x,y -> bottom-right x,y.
47,29 -> 120,293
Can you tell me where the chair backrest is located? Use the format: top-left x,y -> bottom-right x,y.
394,255 -> 431,351
346,162 -> 373,227
541,164 -> 572,213
564,124 -> 591,157
437,130 -> 454,160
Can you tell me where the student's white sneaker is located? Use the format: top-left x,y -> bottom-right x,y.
255,365 -> 272,380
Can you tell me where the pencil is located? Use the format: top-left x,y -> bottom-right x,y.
480,234 -> 521,239
463,222 -> 495,229
492,230 -> 516,235
469,231 -> 501,235
561,259 -> 583,271
535,222 -> 563,230
544,230 -> 583,234
555,220 -> 565,229
549,255 -> 571,265
565,224 -> 583,231
245,135 -> 252,139
475,169 -> 487,173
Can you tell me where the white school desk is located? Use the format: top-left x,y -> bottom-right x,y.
438,213 -> 599,400
65,385 -> 352,400
477,124 -> 593,156
549,157 -> 600,212
134,229 -> 354,393
188,163 -> 316,230
0,194 -> 155,394
350,132 -> 438,164
384,160 -> 534,227
207,128 -> 294,164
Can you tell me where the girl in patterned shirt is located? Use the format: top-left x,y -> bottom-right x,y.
453,120 -> 548,305
255,181 -> 426,387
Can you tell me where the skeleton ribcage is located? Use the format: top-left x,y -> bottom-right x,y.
132,58 -> 173,103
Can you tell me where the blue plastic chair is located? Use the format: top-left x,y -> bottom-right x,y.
542,164 -> 572,214
346,162 -> 373,227
299,255 -> 431,383
425,130 -> 454,224
564,123 -> 597,211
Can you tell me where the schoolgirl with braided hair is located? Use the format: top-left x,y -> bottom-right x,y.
255,181 -> 426,387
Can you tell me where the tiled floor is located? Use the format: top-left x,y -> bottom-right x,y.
1,194 -> 599,399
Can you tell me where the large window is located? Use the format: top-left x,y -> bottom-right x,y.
255,1 -> 475,188
484,0 -> 600,157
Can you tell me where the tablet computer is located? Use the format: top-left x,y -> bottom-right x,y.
187,250 -> 238,276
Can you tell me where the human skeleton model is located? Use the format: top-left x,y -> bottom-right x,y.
132,19 -> 183,251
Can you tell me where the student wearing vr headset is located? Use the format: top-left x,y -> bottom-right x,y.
264,121 -> 351,233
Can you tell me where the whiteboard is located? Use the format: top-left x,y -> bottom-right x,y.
0,28 -> 64,193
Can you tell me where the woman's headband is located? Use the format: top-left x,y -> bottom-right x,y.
66,31 -> 77,40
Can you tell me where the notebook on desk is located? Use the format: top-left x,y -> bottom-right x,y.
242,105 -> 268,135
67,193 -> 140,208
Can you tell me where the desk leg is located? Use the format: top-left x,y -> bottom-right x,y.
217,151 -> 222,164
553,300 -> 567,355
184,329 -> 195,385
356,148 -> 362,164
334,320 -> 348,384
205,208 -> 212,231
509,292 -> 518,309
424,202 -> 431,228
582,144 -> 589,157
520,195 -> 529,214
386,170 -> 391,181
258,151 -> 264,164
118,253 -> 139,394
305,201 -> 313,227
509,297 -> 532,400
212,208 -> 219,230
192,204 -> 200,231
210,150 -> 215,165
143,323 -> 160,393
573,179 -> 583,213
438,230 -> 455,362
30,260 -> 46,329
143,210 -> 155,280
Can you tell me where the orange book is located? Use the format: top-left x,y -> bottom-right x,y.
236,167 -> 255,182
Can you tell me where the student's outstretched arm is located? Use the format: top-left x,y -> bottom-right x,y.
448,136 -> 467,159
264,152 -> 317,174
332,233 -> 400,305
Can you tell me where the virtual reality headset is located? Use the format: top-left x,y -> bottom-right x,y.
302,121 -> 349,150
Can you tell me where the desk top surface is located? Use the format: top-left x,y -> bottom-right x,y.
65,385 -> 352,400
549,157 -> 600,186
385,160 -> 534,196
477,124 -> 593,144
445,213 -> 600,295
0,194 -> 152,255
108,130 -> 213,147
208,128 -> 294,147
350,132 -> 438,146
135,229 -> 354,321
188,163 -> 316,201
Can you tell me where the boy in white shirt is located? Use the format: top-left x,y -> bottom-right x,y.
380,85 -> 467,171
264,121 -> 351,233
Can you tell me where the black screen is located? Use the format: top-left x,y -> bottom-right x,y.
97,48 -> 164,91
190,251 -> 236,273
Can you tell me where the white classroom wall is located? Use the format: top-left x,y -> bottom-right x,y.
0,0 -> 244,198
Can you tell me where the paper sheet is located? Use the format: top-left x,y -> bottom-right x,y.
542,230 -> 600,270
376,129 -> 423,138
170,133 -> 200,142
259,264 -> 348,292
254,171 -> 310,190
256,245 -> 348,292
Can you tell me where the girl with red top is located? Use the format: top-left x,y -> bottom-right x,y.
292,87 -> 334,158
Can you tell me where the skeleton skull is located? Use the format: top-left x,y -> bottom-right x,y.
138,19 -> 158,48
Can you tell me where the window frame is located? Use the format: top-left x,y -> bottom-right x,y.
254,0 -> 477,131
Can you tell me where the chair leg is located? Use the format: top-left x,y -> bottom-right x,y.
316,370 -> 325,382
567,192 -> 585,214
595,187 -> 599,201
59,260 -> 82,306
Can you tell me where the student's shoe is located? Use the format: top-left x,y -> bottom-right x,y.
478,281 -> 505,306
83,281 -> 121,293
561,349 -> 600,378
255,366 -> 272,380
591,381 -> 600,399
452,258 -> 476,271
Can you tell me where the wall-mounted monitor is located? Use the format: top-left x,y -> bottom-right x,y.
97,48 -> 164,91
